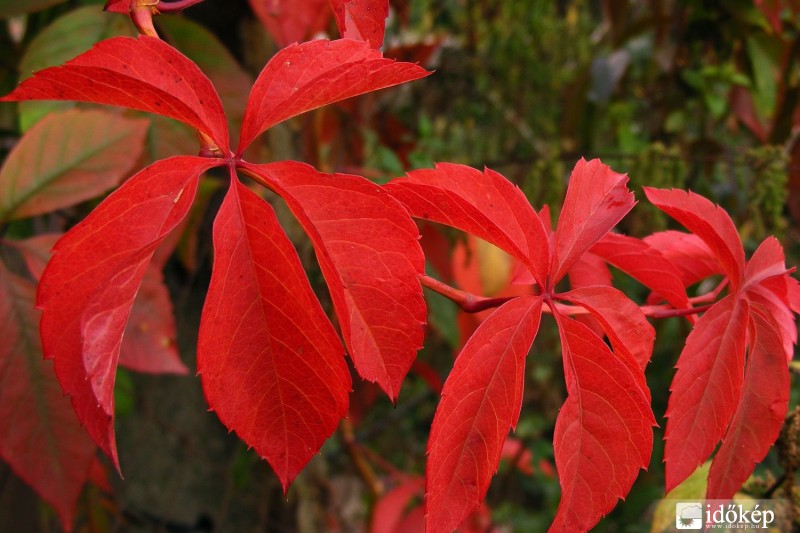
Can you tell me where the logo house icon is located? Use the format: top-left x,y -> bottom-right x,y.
676,502 -> 704,530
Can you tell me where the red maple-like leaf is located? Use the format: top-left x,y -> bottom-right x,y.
2,29 -> 430,498
647,187 -> 796,496
330,0 -> 389,49
387,159 -> 653,532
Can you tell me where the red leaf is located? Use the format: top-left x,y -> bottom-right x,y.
9,233 -> 60,280
500,438 -> 534,476
385,163 -> 550,287
330,0 -> 389,49
237,38 -> 429,153
197,178 -> 351,491
248,0 -> 332,48
0,109 -> 148,222
644,188 -> 746,289
591,232 -> 692,316
743,236 -> 790,288
707,307 -> 789,499
371,476 -> 424,533
1,36 -> 229,151
556,286 -> 655,374
426,296 -> 543,533
550,314 -> 653,532
244,161 -> 425,399
551,159 -> 635,283
644,231 -> 721,287
663,295 -> 749,492
0,262 -> 96,531
37,156 -> 216,467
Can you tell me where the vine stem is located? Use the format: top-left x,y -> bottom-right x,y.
339,419 -> 384,497
421,274 -> 715,319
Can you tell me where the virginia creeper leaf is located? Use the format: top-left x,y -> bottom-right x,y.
550,314 -> 654,532
426,296 -> 543,533
552,158 -> 635,283
706,308 -> 789,499
2,36 -> 229,151
643,231 -> 720,286
663,295 -> 749,492
565,251 -> 612,290
244,161 -> 425,399
0,262 -> 96,531
644,188 -> 746,289
197,178 -> 351,491
591,232 -> 692,316
248,0 -> 332,48
237,38 -> 429,153
330,0 -> 389,49
385,163 -> 550,287
9,233 -> 61,281
0,109 -> 148,222
37,156 -> 217,467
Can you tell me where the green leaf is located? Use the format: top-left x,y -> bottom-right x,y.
17,6 -> 135,131
0,109 -> 149,222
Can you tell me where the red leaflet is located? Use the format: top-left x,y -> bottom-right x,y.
663,296 -> 749,492
330,0 -> 389,49
643,231 -> 720,286
591,232 -> 692,315
237,38 -> 430,153
644,188 -> 746,289
1,36 -> 229,151
426,296 -> 542,533
385,163 -> 550,286
707,308 -> 789,499
243,161 -> 425,399
248,0 -> 332,48
37,156 -> 217,467
197,178 -> 351,491
0,263 -> 96,531
551,158 -> 635,284
565,251 -> 612,290
550,314 -> 654,532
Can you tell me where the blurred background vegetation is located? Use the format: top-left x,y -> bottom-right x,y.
1,0 -> 799,531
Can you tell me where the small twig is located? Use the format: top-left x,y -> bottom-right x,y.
340,419 -> 384,498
